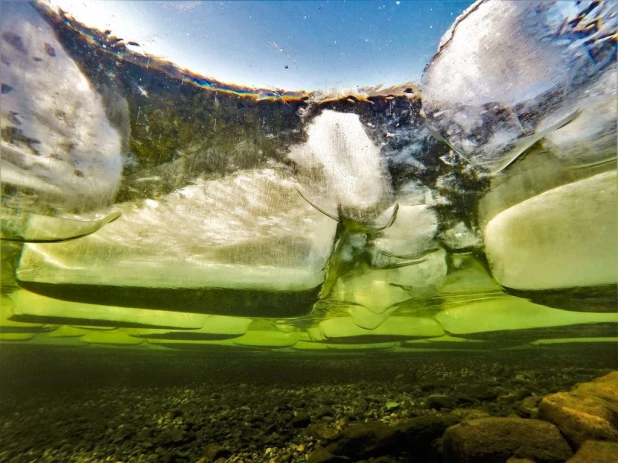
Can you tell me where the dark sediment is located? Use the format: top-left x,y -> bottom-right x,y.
1,344 -> 616,463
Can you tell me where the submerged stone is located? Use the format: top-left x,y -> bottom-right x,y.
566,440 -> 618,463
442,417 -> 573,463
324,422 -> 398,460
539,372 -> 618,448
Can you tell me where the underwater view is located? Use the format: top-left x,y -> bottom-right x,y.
1,1 -> 617,462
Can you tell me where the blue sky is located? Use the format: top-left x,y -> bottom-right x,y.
50,1 -> 474,91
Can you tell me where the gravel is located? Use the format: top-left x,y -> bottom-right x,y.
0,344 -> 615,463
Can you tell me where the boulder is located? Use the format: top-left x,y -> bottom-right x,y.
311,416 -> 458,461
203,443 -> 231,462
539,372 -> 618,448
427,394 -> 457,410
450,409 -> 492,422
291,412 -> 311,428
306,446 -> 349,463
566,440 -> 618,463
442,417 -> 572,463
307,423 -> 340,440
395,415 -> 459,459
324,422 -> 398,459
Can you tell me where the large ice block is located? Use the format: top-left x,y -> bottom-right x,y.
422,0 -> 617,174
288,110 -> 392,222
15,168 -> 336,317
541,68 -> 617,167
0,2 -> 123,240
484,171 -> 617,290
478,145 -> 613,225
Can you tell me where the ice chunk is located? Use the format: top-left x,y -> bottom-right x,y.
289,110 -> 392,222
321,342 -> 397,350
329,249 -> 447,313
345,304 -> 400,330
531,338 -> 618,346
401,335 -> 492,351
187,315 -> 251,335
291,341 -> 330,351
15,168 -> 336,317
373,205 -> 439,258
1,211 -> 121,243
0,3 -> 123,239
329,271 -> 412,315
439,222 -> 482,250
0,333 -> 38,342
425,2 -> 566,106
425,0 -> 616,105
47,326 -> 90,338
422,0 -> 617,174
484,171 -> 617,290
438,256 -> 503,308
478,145 -> 614,224
541,68 -> 617,168
146,339 -> 243,350
0,294 -> 55,334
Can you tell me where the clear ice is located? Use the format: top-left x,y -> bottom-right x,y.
1,0 -> 616,350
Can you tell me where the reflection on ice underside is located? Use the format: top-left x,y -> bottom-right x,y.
0,0 -> 616,351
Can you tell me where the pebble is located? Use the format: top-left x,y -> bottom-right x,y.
385,401 -> 400,411
1,349 -> 615,463
427,394 -> 456,410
